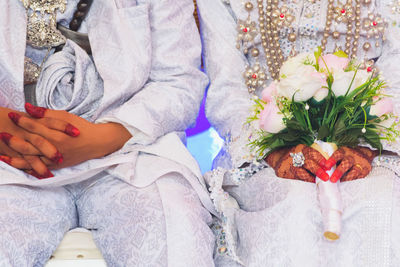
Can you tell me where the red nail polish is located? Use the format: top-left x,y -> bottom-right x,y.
8,112 -> 21,124
0,155 -> 11,165
39,169 -> 54,179
51,151 -> 63,164
316,168 -> 329,181
0,132 -> 12,145
324,158 -> 336,170
29,169 -> 54,179
25,102 -> 46,118
330,170 -> 343,183
65,123 -> 80,137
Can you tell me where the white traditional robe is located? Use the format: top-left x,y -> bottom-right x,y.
0,0 -> 216,216
0,0 -> 218,266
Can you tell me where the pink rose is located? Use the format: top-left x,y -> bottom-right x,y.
370,97 -> 394,117
318,54 -> 350,72
261,82 -> 277,103
259,101 -> 285,133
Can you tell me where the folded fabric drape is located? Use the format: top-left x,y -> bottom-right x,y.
36,40 -> 103,121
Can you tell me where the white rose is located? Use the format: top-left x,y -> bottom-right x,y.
332,69 -> 371,97
278,66 -> 326,102
279,53 -> 316,77
331,70 -> 355,96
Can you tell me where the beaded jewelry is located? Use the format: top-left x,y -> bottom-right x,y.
235,0 -> 389,93
69,0 -> 93,31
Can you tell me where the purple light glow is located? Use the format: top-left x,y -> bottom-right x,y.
186,91 -> 210,136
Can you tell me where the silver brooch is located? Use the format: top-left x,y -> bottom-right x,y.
26,18 -> 66,48
21,0 -> 67,48
290,152 -> 305,167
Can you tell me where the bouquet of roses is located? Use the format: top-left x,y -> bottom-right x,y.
249,48 -> 399,240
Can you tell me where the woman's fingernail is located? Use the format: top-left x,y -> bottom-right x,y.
51,151 -> 63,164
25,102 -> 46,118
0,155 -> 11,165
0,132 -> 12,145
40,169 -> 54,179
316,168 -> 329,181
8,112 -> 21,124
65,123 -> 80,137
330,170 -> 343,183
29,169 -> 54,179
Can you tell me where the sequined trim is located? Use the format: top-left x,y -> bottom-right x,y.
227,118 -> 260,168
207,168 -> 244,265
229,160 -> 268,185
373,155 -> 400,178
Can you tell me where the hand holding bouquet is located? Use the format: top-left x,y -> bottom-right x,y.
249,48 -> 400,240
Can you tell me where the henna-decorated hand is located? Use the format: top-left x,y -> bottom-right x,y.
265,144 -> 329,183
325,146 -> 378,182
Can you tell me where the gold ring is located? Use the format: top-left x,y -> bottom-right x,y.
355,164 -> 362,170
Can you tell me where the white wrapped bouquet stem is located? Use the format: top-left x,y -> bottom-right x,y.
312,140 -> 343,241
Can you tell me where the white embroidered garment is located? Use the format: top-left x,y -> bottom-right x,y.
198,0 -> 400,265
0,0 -> 216,213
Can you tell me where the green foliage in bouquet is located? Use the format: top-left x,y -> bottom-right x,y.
249,49 -> 400,157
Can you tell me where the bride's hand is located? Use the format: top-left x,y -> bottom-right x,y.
326,146 -> 378,182
265,144 -> 329,183
8,103 -> 132,169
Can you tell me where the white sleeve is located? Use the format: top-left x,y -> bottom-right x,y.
96,0 -> 208,145
198,0 -> 253,140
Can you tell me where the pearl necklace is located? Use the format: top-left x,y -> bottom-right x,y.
237,0 -> 388,92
